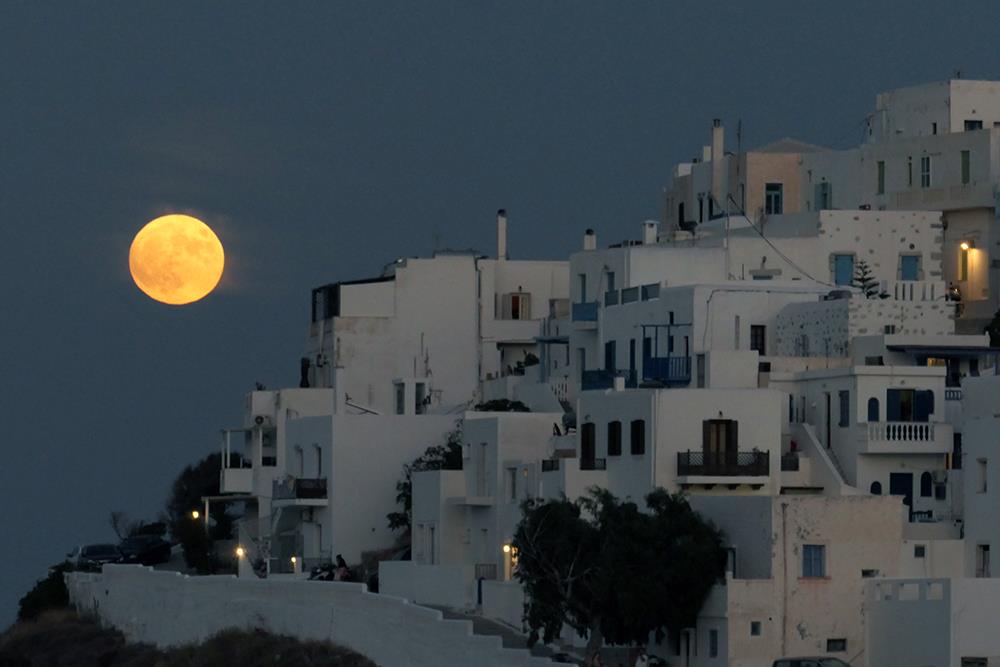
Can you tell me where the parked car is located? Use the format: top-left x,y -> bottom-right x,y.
73,543 -> 123,571
118,535 -> 172,566
773,658 -> 852,667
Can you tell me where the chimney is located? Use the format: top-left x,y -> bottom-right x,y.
583,228 -> 597,251
711,118 -> 726,208
496,209 -> 508,260
642,220 -> 659,245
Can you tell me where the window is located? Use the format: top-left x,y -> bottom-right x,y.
604,340 -> 616,371
887,388 -> 934,422
914,544 -> 926,559
920,471 -> 933,497
838,390 -> 850,427
415,382 -> 427,415
630,419 -> 646,455
734,315 -> 741,349
877,160 -> 885,194
833,254 -> 854,285
507,467 -> 517,502
502,292 -> 531,320
900,255 -> 920,281
932,121 -> 937,135
709,629 -> 718,657
802,544 -> 826,578
870,481 -> 882,495
977,544 -> 991,578
965,119 -> 983,131
750,621 -> 761,637
867,397 -> 879,422
581,423 -> 596,467
607,421 -> 622,456
907,156 -> 913,186
696,354 -> 706,388
952,433 -> 963,470
578,274 -> 587,302
920,155 -> 931,188
815,181 -> 832,209
606,271 -> 615,292
977,458 -> 988,493
826,638 -> 847,653
750,325 -> 766,355
394,382 -> 405,415
788,395 -> 794,423
703,419 -> 737,465
699,195 -> 704,223
764,183 -> 783,215
961,150 -> 971,184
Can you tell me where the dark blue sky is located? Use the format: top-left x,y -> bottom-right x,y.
4,1 -> 1000,625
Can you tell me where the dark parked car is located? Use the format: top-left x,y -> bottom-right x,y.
74,544 -> 122,571
773,658 -> 852,667
118,535 -> 172,566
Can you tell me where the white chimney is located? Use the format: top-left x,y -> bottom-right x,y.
613,375 -> 626,391
702,145 -> 711,162
711,118 -> 726,207
496,209 -> 508,260
583,228 -> 597,251
642,220 -> 659,245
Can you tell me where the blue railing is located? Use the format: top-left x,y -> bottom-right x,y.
572,301 -> 599,322
581,369 -> 637,391
642,356 -> 691,385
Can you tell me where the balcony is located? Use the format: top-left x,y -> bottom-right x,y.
272,478 -> 328,506
861,421 -> 952,454
642,356 -> 691,386
581,369 -> 637,391
945,388 -> 963,401
677,451 -> 770,488
221,467 -> 253,494
571,301 -> 599,322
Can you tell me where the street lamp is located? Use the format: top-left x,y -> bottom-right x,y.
191,510 -> 200,520
235,546 -> 245,559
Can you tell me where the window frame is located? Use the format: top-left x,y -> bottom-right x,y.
802,544 -> 827,578
630,419 -> 646,455
920,155 -> 931,188
764,182 -> 784,215
877,160 -> 885,195
607,421 -> 622,457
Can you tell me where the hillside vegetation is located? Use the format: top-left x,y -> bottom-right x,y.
0,610 -> 377,667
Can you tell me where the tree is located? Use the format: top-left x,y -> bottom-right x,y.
513,488 -> 727,661
166,452 -> 242,573
386,426 -> 463,534
852,259 -> 888,299
985,310 -> 1000,347
18,562 -> 74,622
473,399 -> 530,412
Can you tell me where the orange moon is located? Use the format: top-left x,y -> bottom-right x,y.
128,214 -> 225,305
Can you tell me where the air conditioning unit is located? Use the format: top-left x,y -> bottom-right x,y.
253,414 -> 273,427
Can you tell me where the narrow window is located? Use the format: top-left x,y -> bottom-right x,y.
920,471 -> 933,497
960,244 -> 969,281
630,419 -> 646,455
867,397 -> 879,422
507,467 -> 517,502
920,156 -> 931,188
838,390 -> 850,427
709,629 -> 718,657
750,324 -> 767,357
696,354 -> 706,388
877,160 -> 885,194
764,183 -> 783,215
734,315 -> 741,349
699,196 -> 704,223
607,421 -> 622,457
394,382 -> 406,415
978,458 -> 988,493
750,621 -> 761,637
870,481 -> 882,495
952,433 -> 963,470
581,423 -> 596,469
977,544 -> 991,577
932,122 -> 937,135
802,544 -> 826,578
815,181 -> 831,209
907,156 -> 913,186
961,150 -> 971,184
578,273 -> 587,302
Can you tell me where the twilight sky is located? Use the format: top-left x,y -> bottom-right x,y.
3,1 -> 1000,626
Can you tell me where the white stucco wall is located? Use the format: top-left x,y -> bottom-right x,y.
66,566 -> 559,667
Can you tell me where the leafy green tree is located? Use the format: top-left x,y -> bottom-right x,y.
18,562 -> 74,622
513,488 -> 727,661
166,452 -> 241,573
387,426 -> 463,534
852,259 -> 888,299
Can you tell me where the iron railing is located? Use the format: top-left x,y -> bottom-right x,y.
677,451 -> 769,477
571,301 -> 598,322
272,478 -> 328,500
475,563 -> 498,580
642,356 -> 691,385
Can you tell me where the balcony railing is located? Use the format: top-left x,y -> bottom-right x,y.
867,422 -> 937,443
642,356 -> 691,385
945,389 -> 963,401
572,301 -> 599,322
272,478 -> 328,500
604,290 -> 619,306
581,369 -> 637,391
677,451 -> 770,477
580,457 -> 607,471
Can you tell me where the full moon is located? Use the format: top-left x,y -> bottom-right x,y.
129,214 -> 225,305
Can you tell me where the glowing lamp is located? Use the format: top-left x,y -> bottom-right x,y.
502,544 -> 511,554
235,546 -> 246,559
191,510 -> 200,520
290,556 -> 297,565
960,242 -> 971,251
